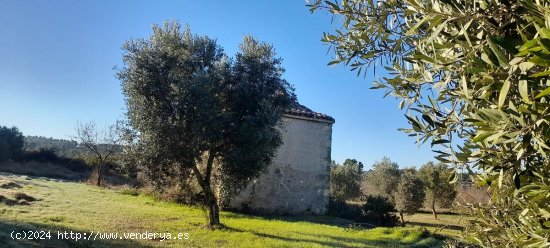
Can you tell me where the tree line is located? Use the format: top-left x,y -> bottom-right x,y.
330,157 -> 457,225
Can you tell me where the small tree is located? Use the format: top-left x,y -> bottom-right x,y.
418,162 -> 457,219
330,159 -> 362,201
364,157 -> 400,202
394,168 -> 425,226
74,121 -> 121,186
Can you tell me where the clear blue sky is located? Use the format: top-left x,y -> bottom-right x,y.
0,0 -> 436,169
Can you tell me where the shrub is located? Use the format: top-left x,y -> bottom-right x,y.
17,149 -> 91,173
359,195 -> 399,227
327,199 -> 362,220
20,148 -> 58,163
146,181 -> 204,206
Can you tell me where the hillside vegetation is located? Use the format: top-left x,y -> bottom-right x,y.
0,172 -> 444,247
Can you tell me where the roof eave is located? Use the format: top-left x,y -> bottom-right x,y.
282,113 -> 335,124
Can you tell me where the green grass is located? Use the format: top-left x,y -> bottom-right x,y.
0,172 -> 445,247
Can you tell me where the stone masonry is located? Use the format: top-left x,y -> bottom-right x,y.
228,104 -> 334,214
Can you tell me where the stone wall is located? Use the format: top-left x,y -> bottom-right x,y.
228,115 -> 333,214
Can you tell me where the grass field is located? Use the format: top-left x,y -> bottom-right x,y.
404,211 -> 468,238
0,172 -> 453,247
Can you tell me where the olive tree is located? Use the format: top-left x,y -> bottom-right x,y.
363,157 -> 400,202
394,168 -> 425,226
330,159 -> 362,201
309,0 -> 550,246
117,22 -> 294,227
418,162 -> 457,219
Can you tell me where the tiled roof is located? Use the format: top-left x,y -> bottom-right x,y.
284,102 -> 335,123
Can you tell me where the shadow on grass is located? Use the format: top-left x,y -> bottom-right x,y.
223,225 -> 443,248
0,168 -> 135,188
415,209 -> 460,216
223,211 -> 355,228
293,229 -> 446,248
0,220 -> 153,248
407,221 -> 464,231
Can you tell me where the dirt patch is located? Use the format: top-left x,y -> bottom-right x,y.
12,192 -> 37,202
0,195 -> 19,206
0,193 -> 37,206
0,181 -> 21,189
17,199 -> 31,205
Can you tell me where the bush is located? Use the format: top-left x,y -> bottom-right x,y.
19,148 -> 58,163
359,195 -> 399,227
327,199 -> 362,220
17,149 -> 90,172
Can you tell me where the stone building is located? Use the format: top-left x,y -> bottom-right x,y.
228,103 -> 334,214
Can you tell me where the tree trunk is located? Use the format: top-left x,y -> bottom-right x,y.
97,163 -> 102,187
431,201 -> 438,219
190,162 -> 220,228
399,211 -> 405,226
208,195 -> 220,227
202,183 -> 220,227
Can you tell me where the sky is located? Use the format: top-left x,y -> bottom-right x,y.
0,0 -> 436,169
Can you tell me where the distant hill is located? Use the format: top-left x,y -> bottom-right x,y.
24,136 -> 84,158
24,136 -> 122,159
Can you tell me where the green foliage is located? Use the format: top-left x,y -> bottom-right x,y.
360,195 -> 399,227
395,168 -> 425,224
117,21 -> 295,226
364,157 -> 400,202
0,126 -> 24,162
418,162 -> 457,217
310,0 -> 550,245
343,158 -> 364,171
330,159 -> 362,201
327,198 -> 362,220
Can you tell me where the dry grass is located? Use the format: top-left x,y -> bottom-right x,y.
404,211 -> 472,239
455,186 -> 490,206
0,161 -> 87,180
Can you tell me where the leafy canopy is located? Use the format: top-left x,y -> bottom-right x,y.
117,21 -> 295,226
309,0 -> 550,246
364,157 -> 400,202
0,126 -> 24,162
394,168 -> 425,218
330,159 -> 363,201
418,161 -> 457,209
